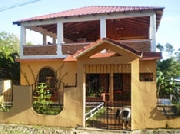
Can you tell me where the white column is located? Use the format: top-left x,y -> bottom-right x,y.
100,18 -> 106,38
43,34 -> 46,45
20,26 -> 26,58
149,13 -> 156,52
57,21 -> 64,56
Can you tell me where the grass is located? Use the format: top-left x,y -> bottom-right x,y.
88,107 -> 106,120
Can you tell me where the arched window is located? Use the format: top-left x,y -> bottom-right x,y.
33,67 -> 63,115
38,67 -> 56,88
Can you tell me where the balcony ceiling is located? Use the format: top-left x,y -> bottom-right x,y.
36,16 -> 156,42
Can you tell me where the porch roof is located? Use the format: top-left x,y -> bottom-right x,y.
73,38 -> 142,58
63,38 -> 162,61
63,52 -> 162,62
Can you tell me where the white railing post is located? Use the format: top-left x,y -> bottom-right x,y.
100,18 -> 106,38
20,26 -> 26,58
149,13 -> 156,52
57,21 -> 64,57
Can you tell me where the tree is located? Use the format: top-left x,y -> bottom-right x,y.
165,43 -> 174,57
157,58 -> 180,78
156,43 -> 164,52
0,31 -> 20,83
0,31 -> 19,54
156,43 -> 174,59
175,47 -> 180,62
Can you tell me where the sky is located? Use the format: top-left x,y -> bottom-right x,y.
0,0 -> 180,50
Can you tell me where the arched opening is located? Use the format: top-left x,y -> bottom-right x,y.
38,67 -> 56,88
33,67 -> 63,115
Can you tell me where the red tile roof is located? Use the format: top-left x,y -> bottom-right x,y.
141,52 -> 162,60
63,52 -> 116,62
63,38 -> 162,61
13,6 -> 164,23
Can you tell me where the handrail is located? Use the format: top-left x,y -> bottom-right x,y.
85,102 -> 104,120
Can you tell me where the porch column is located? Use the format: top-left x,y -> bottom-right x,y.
109,67 -> 114,102
149,13 -> 156,52
131,59 -> 139,130
100,18 -> 106,38
43,33 -> 47,45
82,66 -> 86,127
77,61 -> 86,127
20,26 -> 26,58
57,21 -> 64,57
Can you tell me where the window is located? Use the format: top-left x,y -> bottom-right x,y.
38,67 -> 56,88
140,73 -> 153,81
86,74 -> 109,97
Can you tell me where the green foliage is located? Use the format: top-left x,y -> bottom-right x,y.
26,42 -> 33,45
0,31 -> 20,82
156,71 -> 177,96
89,107 -> 106,120
0,106 -> 11,112
157,58 -> 180,77
0,31 -> 19,54
165,43 -> 174,56
156,43 -> 175,58
156,43 -> 164,52
33,83 -> 62,115
86,86 -> 104,97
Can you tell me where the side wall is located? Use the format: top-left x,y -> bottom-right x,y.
132,59 -> 180,130
11,60 -> 84,127
0,85 -> 83,127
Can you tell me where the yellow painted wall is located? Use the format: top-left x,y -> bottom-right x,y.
1,51 -> 177,129
132,81 -> 180,129
0,85 -> 83,127
20,60 -> 77,86
15,60 -> 83,127
139,60 -> 157,81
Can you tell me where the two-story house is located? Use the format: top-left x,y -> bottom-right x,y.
1,6 -> 175,130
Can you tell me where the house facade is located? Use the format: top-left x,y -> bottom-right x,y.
2,6 -> 180,130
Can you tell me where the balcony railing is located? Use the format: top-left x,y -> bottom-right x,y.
22,40 -> 150,58
23,45 -> 57,55
23,42 -> 90,56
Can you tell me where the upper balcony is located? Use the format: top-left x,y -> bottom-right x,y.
23,39 -> 151,56
13,6 -> 164,59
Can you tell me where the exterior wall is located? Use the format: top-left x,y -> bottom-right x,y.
2,57 -> 179,129
132,81 -> 180,130
20,60 -> 77,86
139,60 -> 157,81
0,85 -> 82,127
132,59 -> 180,130
15,60 -> 84,127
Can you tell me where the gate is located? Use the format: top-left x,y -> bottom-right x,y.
85,64 -> 131,130
85,99 -> 131,130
